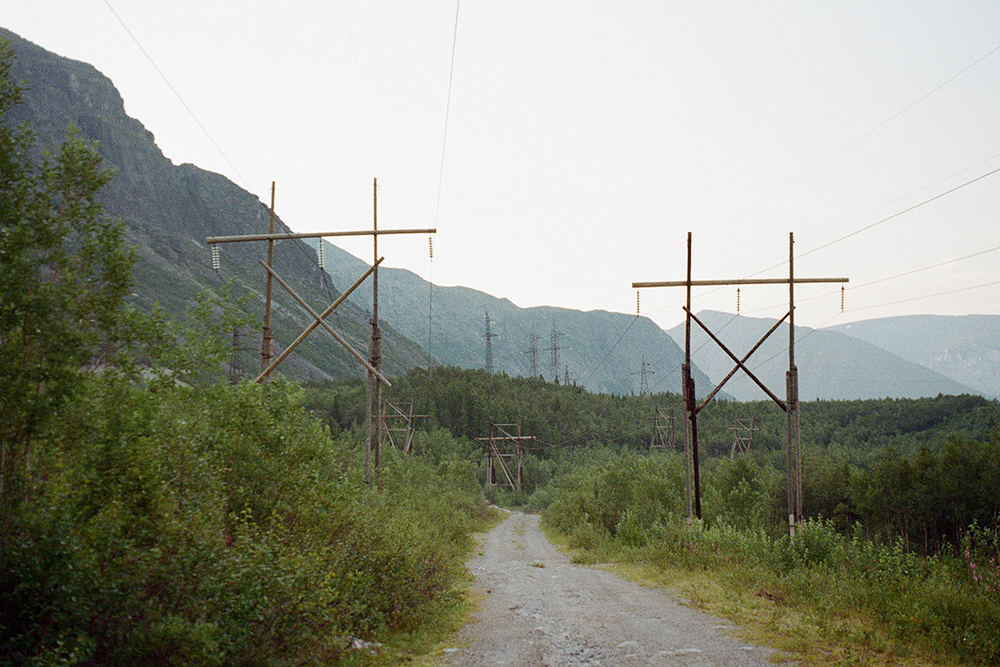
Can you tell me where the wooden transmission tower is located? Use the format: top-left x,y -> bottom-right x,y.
729,417 -> 755,458
634,231 -> 847,535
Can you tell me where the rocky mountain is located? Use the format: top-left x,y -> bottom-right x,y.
7,26 -> 993,400
826,315 -> 1000,399
2,26 -> 427,381
3,26 -> 703,394
666,310 -> 980,401
313,240 -> 711,396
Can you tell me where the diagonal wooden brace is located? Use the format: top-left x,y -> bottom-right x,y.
685,307 -> 787,412
696,311 -> 790,412
253,258 -> 390,386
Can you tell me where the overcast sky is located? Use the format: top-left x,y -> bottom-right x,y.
5,1 -> 999,332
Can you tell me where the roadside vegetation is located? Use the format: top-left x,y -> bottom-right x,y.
0,42 -> 490,667
312,369 -> 1000,665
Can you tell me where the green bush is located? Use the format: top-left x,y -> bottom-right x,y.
1,377 -> 489,666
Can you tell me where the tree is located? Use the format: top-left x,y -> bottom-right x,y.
0,40 -> 134,517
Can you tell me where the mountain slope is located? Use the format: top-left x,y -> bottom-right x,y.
667,311 -> 980,401
315,240 -> 711,396
826,315 -> 1000,399
2,27 -> 427,380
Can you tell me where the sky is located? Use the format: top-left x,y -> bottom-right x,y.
5,1 -> 1000,333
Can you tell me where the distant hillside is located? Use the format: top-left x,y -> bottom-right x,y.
666,310 -> 980,401
314,240 -> 714,396
2,27 -> 427,381
826,315 -> 1000,399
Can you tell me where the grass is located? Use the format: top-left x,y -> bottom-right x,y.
540,519 -> 985,667
383,507 -> 509,666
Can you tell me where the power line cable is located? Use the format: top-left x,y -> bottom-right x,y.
642,153 -> 1000,321
125,0 -> 261,187
102,0 -> 253,191
739,164 -> 1000,285
702,40 -> 1000,241
581,315 -> 639,387
798,166 -> 1000,262
427,0 -> 461,376
434,0 -> 461,227
847,280 -> 1000,313
747,244 -> 1000,314
342,0 -> 377,173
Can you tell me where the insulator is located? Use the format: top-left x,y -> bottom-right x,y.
841,286 -> 845,313
636,290 -> 640,315
428,236 -> 434,261
317,240 -> 324,268
736,287 -> 740,314
211,244 -> 220,271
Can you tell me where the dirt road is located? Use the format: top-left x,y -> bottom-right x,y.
434,512 -> 776,666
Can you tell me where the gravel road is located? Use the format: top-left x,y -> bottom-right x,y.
434,511 -> 777,666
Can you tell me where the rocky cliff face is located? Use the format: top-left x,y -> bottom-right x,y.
2,27 -> 427,380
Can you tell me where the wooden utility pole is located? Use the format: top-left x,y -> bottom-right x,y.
650,406 -> 675,451
253,260 -> 387,385
205,181 -> 434,484
730,417 -> 755,458
260,182 -> 276,376
633,232 -> 847,535
476,420 -> 535,491
382,400 -> 430,454
366,178 -> 383,485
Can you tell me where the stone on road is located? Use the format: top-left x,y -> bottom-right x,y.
435,511 -> 775,666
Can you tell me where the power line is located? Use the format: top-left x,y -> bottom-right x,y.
581,315 -> 639,387
702,40 -> 1000,241
743,244 -> 1000,315
341,0 -> 377,173
644,155 -> 1000,321
735,163 -> 1000,287
434,0 -> 462,228
798,166 -> 1000,262
102,0 -> 253,191
847,280 -> 1000,313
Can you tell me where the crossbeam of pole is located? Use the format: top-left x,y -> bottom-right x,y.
253,258 -> 384,384
256,260 -> 391,387
633,277 -> 848,288
206,228 -> 436,244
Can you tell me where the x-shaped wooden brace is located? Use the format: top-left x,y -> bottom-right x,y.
253,258 -> 391,387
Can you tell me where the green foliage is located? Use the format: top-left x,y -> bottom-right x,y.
541,449 -> 686,550
1,377 -> 489,666
544,452 -> 1000,664
1,40 -> 135,519
308,366 -> 683,455
1,46 -> 490,666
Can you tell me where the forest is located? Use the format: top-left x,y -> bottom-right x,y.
305,369 -> 1000,664
306,367 -> 1000,554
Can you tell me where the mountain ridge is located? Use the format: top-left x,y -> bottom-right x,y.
2,26 -> 428,381
826,315 -> 1000,399
667,310 -> 981,401
4,26 -> 994,400
313,239 -> 711,396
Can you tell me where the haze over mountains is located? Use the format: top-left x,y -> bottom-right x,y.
3,26 -> 995,401
665,311 -> 984,402
313,240 -> 710,395
826,315 -> 1000,399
